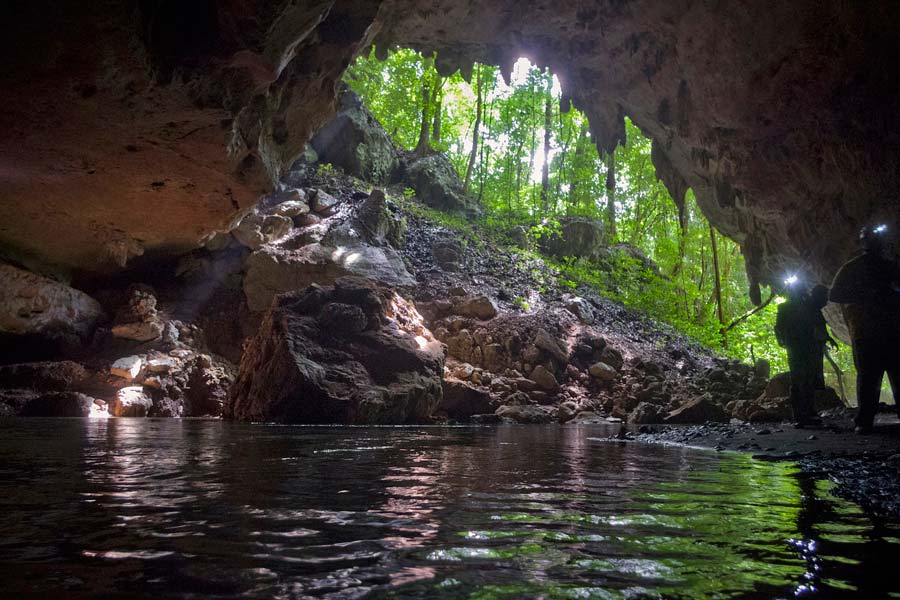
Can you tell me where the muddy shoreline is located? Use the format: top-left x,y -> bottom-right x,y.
623,411 -> 900,518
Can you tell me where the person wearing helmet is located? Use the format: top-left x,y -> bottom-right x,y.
829,224 -> 900,434
774,278 -> 819,426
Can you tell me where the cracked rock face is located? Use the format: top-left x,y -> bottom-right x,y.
2,0 -> 899,296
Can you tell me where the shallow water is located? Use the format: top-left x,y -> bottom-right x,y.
0,420 -> 898,598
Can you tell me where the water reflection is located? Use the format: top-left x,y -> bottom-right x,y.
0,420 -> 897,598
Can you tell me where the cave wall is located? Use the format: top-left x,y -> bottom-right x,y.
1,0 -> 899,294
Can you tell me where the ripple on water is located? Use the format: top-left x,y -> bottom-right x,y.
0,420 -> 898,598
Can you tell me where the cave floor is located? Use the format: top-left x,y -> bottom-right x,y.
629,410 -> 900,518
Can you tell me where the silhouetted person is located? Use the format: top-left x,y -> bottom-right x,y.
829,225 -> 900,434
774,281 -> 819,426
808,284 -> 837,389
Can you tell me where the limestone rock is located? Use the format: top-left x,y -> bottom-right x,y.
226,278 -> 444,424
0,361 -> 88,391
272,200 -> 311,220
243,241 -> 415,312
533,328 -> 569,364
404,153 -> 476,213
232,213 -> 294,250
110,356 -> 143,380
258,188 -> 309,216
111,287 -> 164,342
539,217 -> 607,261
309,189 -> 340,215
354,189 -> 406,247
0,263 -> 103,348
630,402 -> 663,424
530,365 -> 559,392
589,361 -> 618,381
563,296 -> 595,325
665,396 -> 729,424
112,386 -> 153,417
184,358 -> 232,417
495,404 -> 557,424
146,357 -> 178,374
432,238 -> 465,271
20,392 -> 96,417
441,379 -> 492,419
599,346 -> 624,371
451,295 -> 497,320
310,89 -> 400,184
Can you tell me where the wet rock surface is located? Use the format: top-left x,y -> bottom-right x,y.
629,410 -> 900,518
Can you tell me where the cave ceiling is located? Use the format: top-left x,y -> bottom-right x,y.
1,0 -> 899,298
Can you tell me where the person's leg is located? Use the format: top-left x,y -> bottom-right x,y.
883,338 -> 900,418
796,349 -> 818,424
854,340 -> 885,431
788,347 -> 817,424
813,344 -> 826,389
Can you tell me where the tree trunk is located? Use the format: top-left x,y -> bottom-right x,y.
568,122 -> 589,208
540,82 -> 552,213
463,65 -> 483,194
431,80 -> 443,146
709,224 -> 726,348
414,75 -> 431,154
605,150 -> 617,241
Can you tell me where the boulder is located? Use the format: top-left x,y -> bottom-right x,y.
441,379 -> 492,419
110,355 -> 143,380
495,404 -> 557,424
111,287 -> 164,342
231,213 -> 294,250
0,361 -> 88,391
451,295 -> 497,320
539,217 -> 607,261
243,240 -> 415,312
404,153 -> 476,213
665,395 -> 730,424
184,358 -> 231,417
530,365 -> 559,392
309,89 -> 399,184
630,402 -> 663,424
0,264 -> 104,358
589,361 -> 618,381
432,238 -> 465,271
226,278 -> 445,424
355,189 -> 406,248
309,189 -> 340,215
20,392 -> 96,417
533,328 -> 569,364
563,296 -> 595,324
258,188 -> 309,215
111,386 -> 153,417
599,346 -> 624,371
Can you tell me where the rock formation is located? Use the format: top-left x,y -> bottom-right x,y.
4,0 -> 897,298
226,277 -> 445,424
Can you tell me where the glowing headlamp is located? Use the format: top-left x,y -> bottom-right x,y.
784,274 -> 799,286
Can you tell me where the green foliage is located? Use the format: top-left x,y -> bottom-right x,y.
345,47 -> 856,387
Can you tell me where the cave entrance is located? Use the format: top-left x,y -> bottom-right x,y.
322,47 -> 858,404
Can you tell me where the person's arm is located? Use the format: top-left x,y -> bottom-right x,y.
774,306 -> 787,347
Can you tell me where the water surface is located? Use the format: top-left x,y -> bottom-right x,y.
0,420 -> 898,598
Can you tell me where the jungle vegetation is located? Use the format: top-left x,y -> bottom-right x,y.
344,48 -> 855,396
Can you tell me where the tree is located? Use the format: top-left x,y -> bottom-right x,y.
463,64 -> 483,193
604,150 -> 616,241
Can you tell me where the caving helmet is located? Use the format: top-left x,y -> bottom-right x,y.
859,223 -> 889,252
